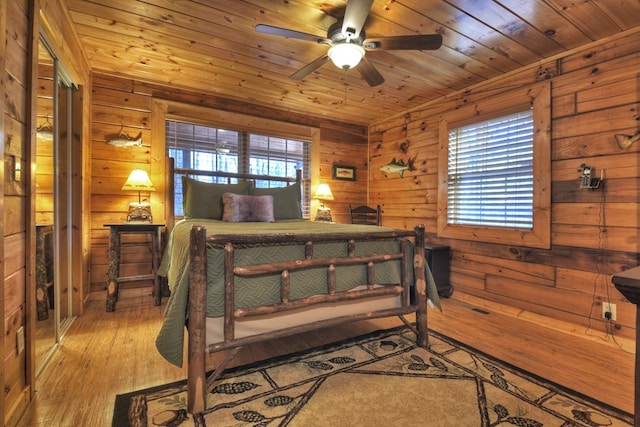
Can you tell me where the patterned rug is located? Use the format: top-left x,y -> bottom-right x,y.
113,327 -> 632,427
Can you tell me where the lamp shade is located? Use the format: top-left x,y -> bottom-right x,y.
328,43 -> 365,70
122,169 -> 155,192
313,183 -> 334,201
314,183 -> 334,222
122,169 -> 155,222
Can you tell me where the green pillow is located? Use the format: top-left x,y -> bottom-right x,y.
252,183 -> 302,219
182,176 -> 252,219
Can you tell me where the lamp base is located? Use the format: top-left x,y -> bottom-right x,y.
126,202 -> 153,223
315,207 -> 332,222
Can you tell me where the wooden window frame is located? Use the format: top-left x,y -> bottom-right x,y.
150,100 -> 319,225
165,121 -> 312,217
437,82 -> 551,249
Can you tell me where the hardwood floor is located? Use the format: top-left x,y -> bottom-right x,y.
16,290 -> 635,426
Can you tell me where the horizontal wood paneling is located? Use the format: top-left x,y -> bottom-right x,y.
8,2 -> 640,423
369,30 -> 640,341
88,74 -> 369,292
4,0 -> 94,420
2,3 -> 29,416
315,125 -> 369,223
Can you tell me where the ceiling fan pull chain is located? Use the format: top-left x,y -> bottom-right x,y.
344,70 -> 348,107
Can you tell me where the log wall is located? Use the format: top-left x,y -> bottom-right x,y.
12,1 -> 636,425
3,0 -> 91,423
2,2 -> 28,423
369,29 -> 640,340
88,75 -> 368,293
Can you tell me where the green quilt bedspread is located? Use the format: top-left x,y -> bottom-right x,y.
155,219 -> 438,367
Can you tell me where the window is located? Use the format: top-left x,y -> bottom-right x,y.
448,110 -> 533,229
437,83 -> 551,248
166,120 -> 311,217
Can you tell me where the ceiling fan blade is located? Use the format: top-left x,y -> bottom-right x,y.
255,24 -> 330,44
290,54 -> 331,80
342,0 -> 374,38
357,57 -> 384,87
364,34 -> 443,50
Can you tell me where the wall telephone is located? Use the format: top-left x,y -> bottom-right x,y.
580,164 -> 603,189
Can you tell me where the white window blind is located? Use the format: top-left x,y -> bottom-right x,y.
166,120 -> 311,217
448,110 -> 534,229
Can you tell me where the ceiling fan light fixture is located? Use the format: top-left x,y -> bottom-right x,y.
328,43 -> 365,70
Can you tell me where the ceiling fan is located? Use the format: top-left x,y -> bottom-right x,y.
255,0 -> 443,87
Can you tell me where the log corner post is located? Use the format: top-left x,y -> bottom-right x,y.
187,225 -> 208,415
414,224 -> 428,348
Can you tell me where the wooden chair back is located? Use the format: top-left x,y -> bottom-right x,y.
349,204 -> 381,226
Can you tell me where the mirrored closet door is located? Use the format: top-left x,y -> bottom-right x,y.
35,36 -> 76,375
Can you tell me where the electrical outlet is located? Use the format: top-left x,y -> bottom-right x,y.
16,326 -> 25,354
602,302 -> 617,321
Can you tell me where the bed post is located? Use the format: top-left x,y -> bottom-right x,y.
164,157 -> 176,234
188,225 -> 208,414
414,224 -> 428,347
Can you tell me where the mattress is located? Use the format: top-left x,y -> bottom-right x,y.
205,287 -> 401,344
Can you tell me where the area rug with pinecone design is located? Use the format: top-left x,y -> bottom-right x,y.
113,326 -> 632,427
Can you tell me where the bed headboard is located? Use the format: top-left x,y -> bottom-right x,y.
163,156 -> 302,234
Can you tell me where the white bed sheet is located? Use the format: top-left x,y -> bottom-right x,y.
205,292 -> 401,345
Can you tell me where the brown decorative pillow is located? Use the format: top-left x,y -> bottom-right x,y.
222,193 -> 275,222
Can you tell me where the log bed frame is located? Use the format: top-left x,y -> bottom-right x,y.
185,225 -> 428,414
162,160 -> 430,415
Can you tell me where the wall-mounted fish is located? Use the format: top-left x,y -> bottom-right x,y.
37,119 -> 54,141
614,133 -> 640,150
36,124 -> 54,142
108,132 -> 142,147
380,157 -> 416,178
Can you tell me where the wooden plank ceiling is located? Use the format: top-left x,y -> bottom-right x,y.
65,0 -> 640,126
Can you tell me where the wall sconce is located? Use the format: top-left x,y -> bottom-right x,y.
11,155 -> 21,182
313,183 -> 334,222
122,169 -> 155,222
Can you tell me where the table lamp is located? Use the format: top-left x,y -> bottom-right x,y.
314,183 -> 334,222
122,169 -> 155,222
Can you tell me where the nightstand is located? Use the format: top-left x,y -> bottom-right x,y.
104,223 -> 165,312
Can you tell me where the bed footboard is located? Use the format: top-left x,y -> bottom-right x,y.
187,225 -> 208,414
187,224 -> 427,414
